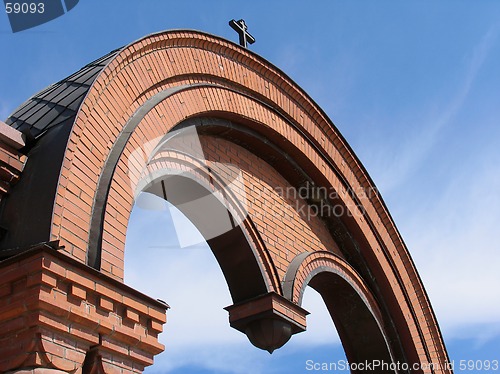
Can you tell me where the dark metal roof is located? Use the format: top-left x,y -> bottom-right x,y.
5,48 -> 122,139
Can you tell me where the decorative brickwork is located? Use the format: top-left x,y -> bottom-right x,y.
0,30 -> 451,373
0,243 -> 165,373
0,121 -> 26,200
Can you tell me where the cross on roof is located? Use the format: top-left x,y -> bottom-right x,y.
229,19 -> 255,48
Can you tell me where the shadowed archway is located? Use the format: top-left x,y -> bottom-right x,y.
284,251 -> 396,372
142,173 -> 270,304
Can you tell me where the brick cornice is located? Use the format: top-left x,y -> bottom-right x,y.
0,243 -> 166,373
0,121 -> 26,199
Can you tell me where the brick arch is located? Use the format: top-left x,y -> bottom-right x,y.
0,30 -> 452,373
283,251 -> 382,313
283,251 -> 395,369
134,140 -> 278,303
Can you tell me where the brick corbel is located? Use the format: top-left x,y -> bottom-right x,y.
225,292 -> 309,353
0,242 -> 167,374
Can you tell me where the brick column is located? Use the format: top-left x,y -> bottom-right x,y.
0,242 -> 167,373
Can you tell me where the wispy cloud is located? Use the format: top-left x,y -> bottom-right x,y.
0,100 -> 13,121
434,25 -> 498,133
374,25 -> 499,193
402,144 -> 500,341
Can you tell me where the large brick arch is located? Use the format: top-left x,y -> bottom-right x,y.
0,31 -> 452,373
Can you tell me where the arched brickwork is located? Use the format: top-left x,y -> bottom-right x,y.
0,31 -> 451,373
283,251 -> 395,369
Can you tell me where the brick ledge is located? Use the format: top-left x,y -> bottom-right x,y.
0,242 -> 168,374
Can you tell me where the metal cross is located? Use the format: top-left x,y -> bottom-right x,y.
229,19 -> 255,48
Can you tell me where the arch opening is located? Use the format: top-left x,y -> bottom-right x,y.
124,194 -> 346,372
134,169 -> 307,353
123,191 -> 240,372
309,271 -> 395,373
127,121 -> 272,304
283,251 -> 398,372
141,174 -> 269,304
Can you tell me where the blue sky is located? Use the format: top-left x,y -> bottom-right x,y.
1,1 -> 500,373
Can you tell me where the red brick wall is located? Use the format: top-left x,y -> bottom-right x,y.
1,31 -> 450,372
201,135 -> 343,277
0,246 -> 165,373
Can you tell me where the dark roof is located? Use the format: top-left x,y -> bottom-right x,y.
5,48 -> 122,139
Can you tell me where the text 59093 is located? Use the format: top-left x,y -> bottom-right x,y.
5,2 -> 45,14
